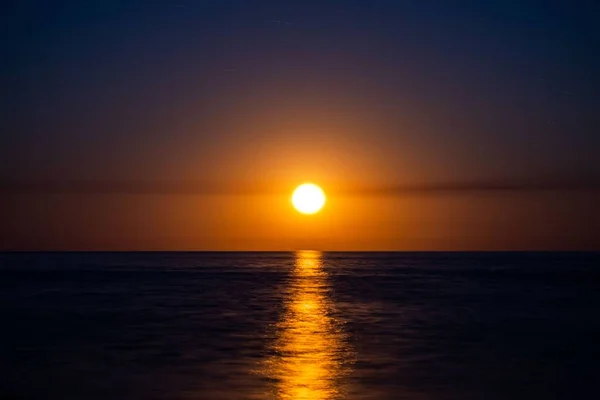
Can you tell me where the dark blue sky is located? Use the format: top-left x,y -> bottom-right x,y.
1,1 -> 600,250
3,0 -> 599,186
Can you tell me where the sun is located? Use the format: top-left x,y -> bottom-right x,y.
292,183 -> 326,215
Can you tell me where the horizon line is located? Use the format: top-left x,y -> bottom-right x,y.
1,249 -> 598,253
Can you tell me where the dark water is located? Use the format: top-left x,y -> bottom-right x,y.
1,252 -> 598,399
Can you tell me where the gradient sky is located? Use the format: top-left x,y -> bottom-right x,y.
1,0 -> 599,250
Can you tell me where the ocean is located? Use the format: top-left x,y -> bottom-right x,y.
0,251 -> 598,399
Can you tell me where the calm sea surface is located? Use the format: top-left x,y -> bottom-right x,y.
1,252 -> 598,399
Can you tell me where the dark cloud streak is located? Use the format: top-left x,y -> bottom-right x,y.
2,177 -> 599,196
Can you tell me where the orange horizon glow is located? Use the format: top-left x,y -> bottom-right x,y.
1,188 -> 597,251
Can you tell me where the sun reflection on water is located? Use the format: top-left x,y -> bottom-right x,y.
265,250 -> 352,399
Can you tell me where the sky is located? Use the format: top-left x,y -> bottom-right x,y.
1,0 -> 599,250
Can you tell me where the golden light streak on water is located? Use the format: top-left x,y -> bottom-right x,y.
264,250 -> 353,399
